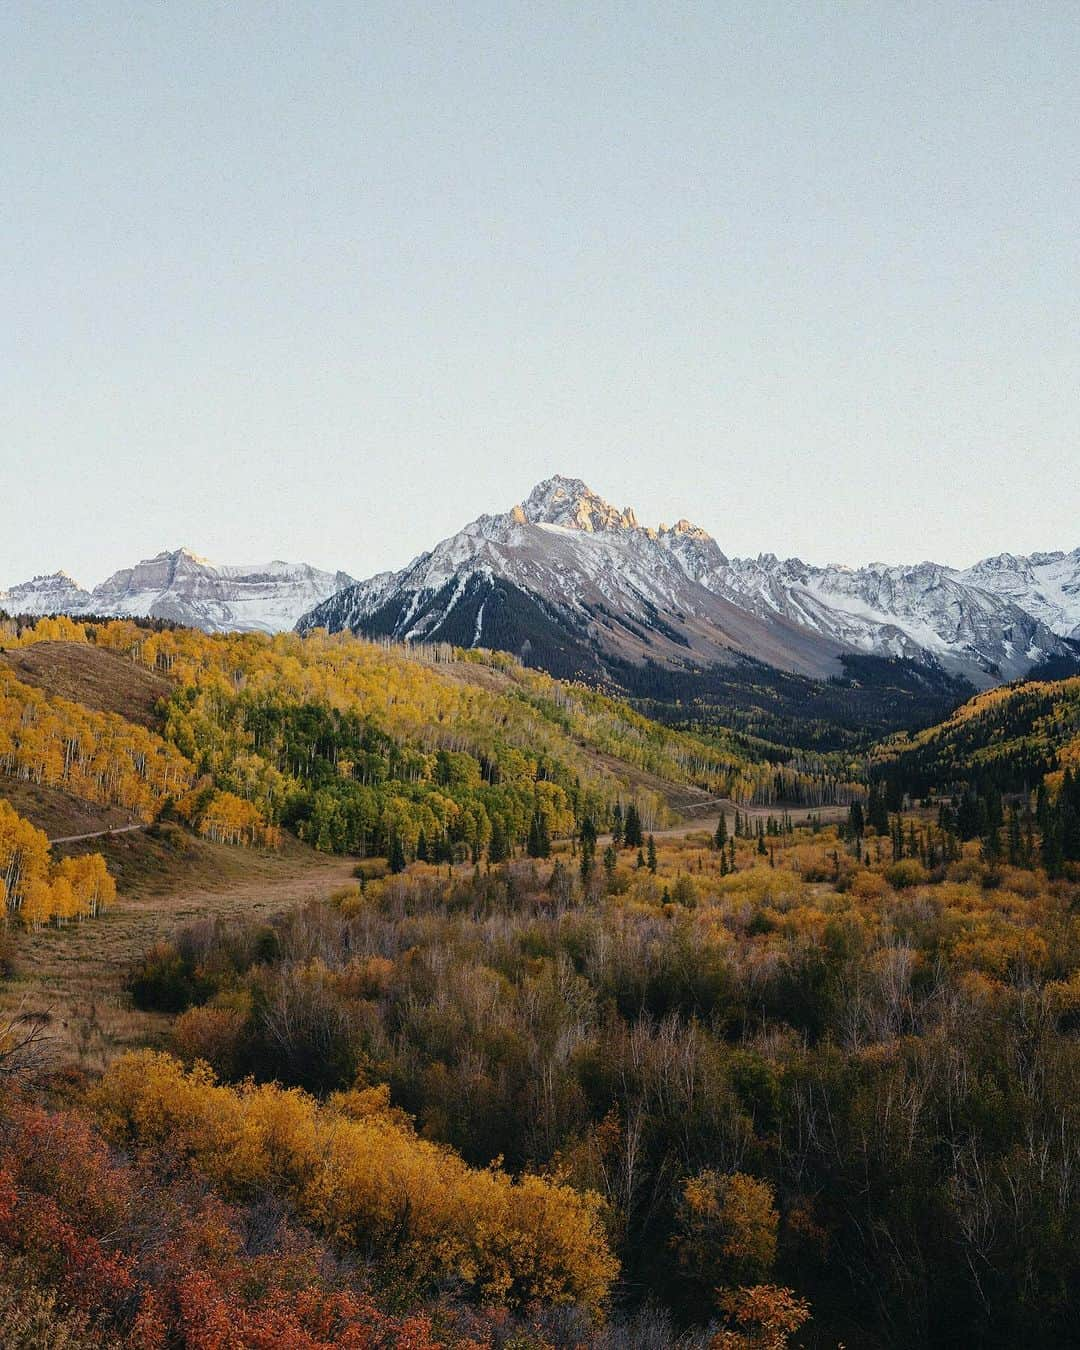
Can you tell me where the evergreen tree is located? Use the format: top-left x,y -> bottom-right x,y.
623,803 -> 644,850
527,809 -> 551,859
579,817 -> 597,883
602,843 -> 617,887
388,833 -> 407,875
646,834 -> 657,874
867,783 -> 890,834
488,816 -> 509,864
1007,806 -> 1022,865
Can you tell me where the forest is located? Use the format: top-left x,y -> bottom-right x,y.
2,618 -> 1080,1345
0,617 -> 863,872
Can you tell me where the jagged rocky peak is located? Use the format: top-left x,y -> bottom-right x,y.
0,570 -> 95,614
297,476 -> 1076,689
1,550 -> 356,634
519,476 -> 639,533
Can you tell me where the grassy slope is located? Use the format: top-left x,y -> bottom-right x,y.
0,640 -> 171,727
0,780 -> 141,839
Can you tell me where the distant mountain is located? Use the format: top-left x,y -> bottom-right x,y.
1,549 -> 355,634
297,477 -> 854,683
297,475 -> 1074,688
958,550 -> 1080,642
691,554 -> 1069,684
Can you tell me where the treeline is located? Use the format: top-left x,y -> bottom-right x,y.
0,798 -> 115,925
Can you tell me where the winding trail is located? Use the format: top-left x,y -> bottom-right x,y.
48,823 -> 148,846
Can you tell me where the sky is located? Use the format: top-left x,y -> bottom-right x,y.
3,1 -> 1078,586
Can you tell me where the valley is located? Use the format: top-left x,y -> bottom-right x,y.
1,583 -> 1079,1348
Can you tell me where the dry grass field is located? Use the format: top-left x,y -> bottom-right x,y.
1,823 -> 357,1074
0,778 -> 141,839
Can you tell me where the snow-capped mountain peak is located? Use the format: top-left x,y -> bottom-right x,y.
520,475 -> 640,533
958,549 -> 1080,640
297,477 -> 1077,688
1,552 -> 356,634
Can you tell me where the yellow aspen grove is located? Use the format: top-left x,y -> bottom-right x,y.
92,1051 -> 618,1313
0,798 -> 116,926
0,667 -> 193,819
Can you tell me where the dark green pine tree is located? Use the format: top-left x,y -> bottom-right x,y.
646,834 -> 657,874
602,843 -> 618,887
388,833 -> 407,874
579,817 -> 597,883
714,813 -> 728,850
728,837 -> 736,871
527,809 -> 551,858
1063,768 -> 1080,861
488,816 -> 509,864
611,802 -> 623,848
867,783 -> 890,834
1007,806 -> 1022,865
623,803 -> 644,850
415,829 -> 429,863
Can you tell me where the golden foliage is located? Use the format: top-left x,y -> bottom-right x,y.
0,798 -> 115,926
91,1050 -> 618,1312
0,667 -> 192,820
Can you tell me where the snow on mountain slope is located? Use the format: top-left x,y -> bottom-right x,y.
959,550 -> 1080,641
298,477 -> 853,680
298,476 -> 1074,687
692,554 -> 1068,684
1,550 -> 355,634
0,572 -> 95,617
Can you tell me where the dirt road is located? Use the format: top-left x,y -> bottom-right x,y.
1,848 -> 359,1073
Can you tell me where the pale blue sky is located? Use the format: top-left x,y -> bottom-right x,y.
3,2 -> 1078,585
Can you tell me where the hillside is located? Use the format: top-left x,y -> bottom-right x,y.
1,619 -> 861,852
0,639 -> 171,728
872,675 -> 1080,795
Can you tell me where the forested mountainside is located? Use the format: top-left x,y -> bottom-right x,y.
627,652 -> 976,753
0,616 -> 860,887
872,675 -> 1080,796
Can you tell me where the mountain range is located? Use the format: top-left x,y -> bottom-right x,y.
0,549 -> 354,635
298,476 -> 1079,689
5,478 -> 1079,693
